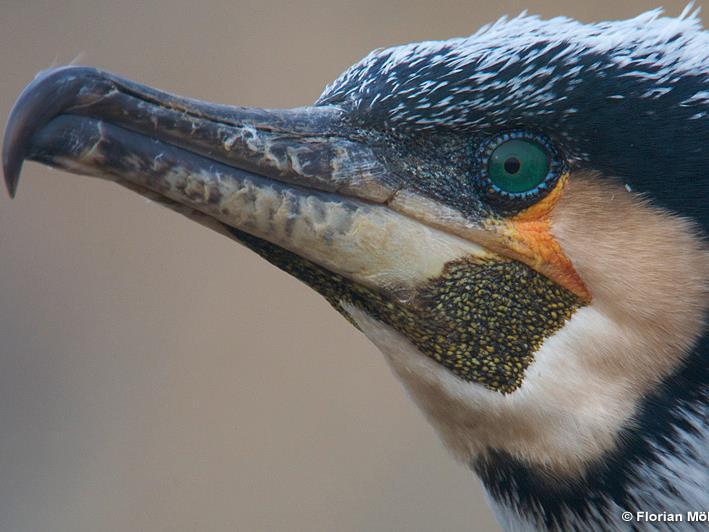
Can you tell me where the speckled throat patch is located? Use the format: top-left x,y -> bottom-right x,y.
229,228 -> 582,394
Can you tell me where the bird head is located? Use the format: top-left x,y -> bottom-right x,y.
4,9 -> 707,481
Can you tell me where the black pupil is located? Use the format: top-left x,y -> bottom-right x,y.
504,157 -> 521,175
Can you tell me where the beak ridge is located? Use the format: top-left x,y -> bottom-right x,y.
2,66 -> 396,202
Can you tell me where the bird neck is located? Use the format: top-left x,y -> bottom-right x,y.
474,332 -> 709,531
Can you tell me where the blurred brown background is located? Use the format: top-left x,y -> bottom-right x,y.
0,1 -> 699,531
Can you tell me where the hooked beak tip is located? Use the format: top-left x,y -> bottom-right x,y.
2,65 -> 106,200
3,103 -> 23,198
3,145 -> 22,198
3,150 -> 21,198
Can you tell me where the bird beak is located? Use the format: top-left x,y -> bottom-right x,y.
3,66 -> 494,298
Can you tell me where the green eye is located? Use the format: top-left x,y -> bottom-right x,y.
487,139 -> 550,194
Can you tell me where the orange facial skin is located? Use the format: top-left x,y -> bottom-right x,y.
490,174 -> 591,302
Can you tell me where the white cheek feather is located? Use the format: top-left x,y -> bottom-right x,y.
341,302 -> 670,474
344,302 -> 708,530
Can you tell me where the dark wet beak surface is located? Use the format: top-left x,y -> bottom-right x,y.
3,66 -> 396,200
3,66 -> 487,293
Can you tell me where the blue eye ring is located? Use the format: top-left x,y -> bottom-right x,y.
476,131 -> 567,210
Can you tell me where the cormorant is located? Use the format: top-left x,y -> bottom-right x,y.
3,8 -> 707,531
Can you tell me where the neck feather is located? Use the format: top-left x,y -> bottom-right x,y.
475,332 -> 708,531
